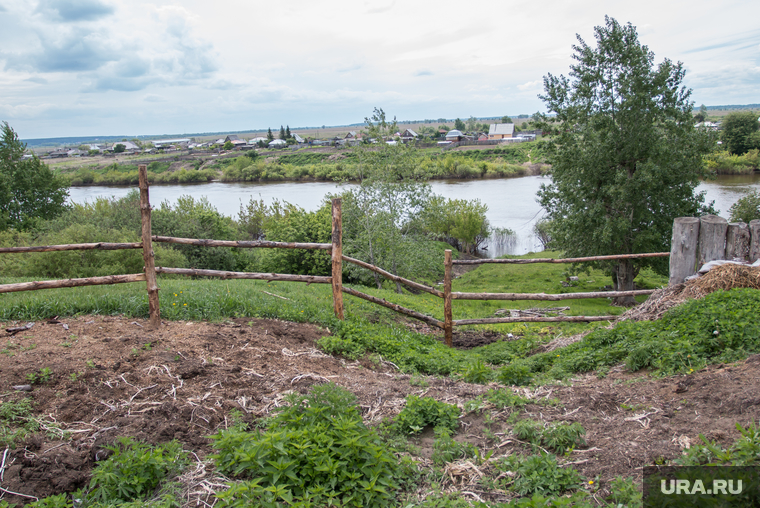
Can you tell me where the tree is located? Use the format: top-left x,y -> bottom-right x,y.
223,141 -> 234,150
113,143 -> 126,153
0,122 -> 70,230
535,17 -> 714,305
501,116 -> 513,124
267,128 -> 274,142
721,111 -> 760,155
729,189 -> 760,223
454,118 -> 466,131
285,125 -> 292,139
279,125 -> 286,140
694,104 -> 708,123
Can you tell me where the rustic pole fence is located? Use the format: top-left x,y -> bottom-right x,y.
443,250 -> 453,347
331,198 -> 344,320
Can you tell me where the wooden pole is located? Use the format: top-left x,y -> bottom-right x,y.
454,315 -> 617,325
331,198 -> 344,320
139,165 -> 160,329
0,274 -> 146,294
0,242 -> 141,253
341,286 -> 444,329
155,267 -> 331,283
444,249 -> 453,348
452,252 -> 670,265
451,289 -> 656,301
698,214 -> 728,267
669,217 -> 700,285
726,222 -> 750,261
750,220 -> 760,263
341,255 -> 443,297
152,236 -> 331,250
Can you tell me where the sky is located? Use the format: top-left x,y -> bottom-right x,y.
1,0 -> 759,140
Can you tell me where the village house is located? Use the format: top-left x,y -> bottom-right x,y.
400,129 -> 418,143
488,123 -> 515,140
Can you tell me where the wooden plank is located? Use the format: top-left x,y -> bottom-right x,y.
152,236 -> 331,250
155,267 -> 331,284
0,242 -> 141,253
331,198 -> 344,320
341,255 -> 443,297
452,252 -> 670,265
139,165 -> 161,329
444,249 -> 453,347
454,315 -> 618,325
451,289 -> 656,301
341,286 -> 444,329
669,217 -> 700,285
0,274 -> 146,294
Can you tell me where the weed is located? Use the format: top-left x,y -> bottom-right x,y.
607,476 -> 642,508
211,383 -> 412,508
462,359 -> 493,384
0,398 -> 39,447
409,375 -> 430,388
431,427 -> 479,466
87,437 -> 186,503
85,359 -> 96,369
69,372 -> 83,382
394,395 -> 460,434
498,363 -> 533,386
130,348 -> 140,357
498,453 -> 584,496
142,342 -> 152,351
26,367 -> 53,385
512,419 -> 586,455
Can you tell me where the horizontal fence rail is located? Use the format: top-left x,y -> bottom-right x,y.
452,252 -> 670,265
451,289 -> 656,301
0,274 -> 146,294
155,267 -> 332,284
453,315 -> 617,325
341,286 -> 444,329
342,255 -> 443,297
0,242 -> 142,253
152,236 -> 332,250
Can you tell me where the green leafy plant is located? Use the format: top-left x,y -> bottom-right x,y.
512,419 -> 586,455
212,383 -> 411,508
498,363 -> 533,386
461,359 -> 493,384
0,398 -> 39,446
498,453 -> 584,496
87,437 -> 186,503
26,367 -> 53,385
606,476 -> 642,508
431,427 -> 479,466
394,395 -> 460,434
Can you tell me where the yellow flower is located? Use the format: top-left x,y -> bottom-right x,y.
589,480 -> 594,485
173,303 -> 176,306
184,303 -> 187,306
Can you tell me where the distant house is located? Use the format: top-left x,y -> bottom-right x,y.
400,129 -> 418,143
488,123 -> 515,140
224,135 -> 247,148
478,133 -> 488,141
268,139 -> 287,148
445,129 -> 465,142
293,133 -> 305,143
344,131 -> 357,140
248,137 -> 267,145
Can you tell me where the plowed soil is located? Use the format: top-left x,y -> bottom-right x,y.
1,315 -> 760,505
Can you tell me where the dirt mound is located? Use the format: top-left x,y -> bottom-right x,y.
326,153 -> 346,161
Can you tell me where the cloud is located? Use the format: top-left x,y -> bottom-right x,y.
143,94 -> 166,103
517,80 -> 542,91
4,28 -> 115,72
415,70 -> 433,77
25,76 -> 48,84
0,3 -> 6,12
36,0 -> 115,22
365,0 -> 395,14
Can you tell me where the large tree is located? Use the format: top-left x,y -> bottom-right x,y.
0,122 -> 70,231
535,17 -> 714,305
721,111 -> 760,155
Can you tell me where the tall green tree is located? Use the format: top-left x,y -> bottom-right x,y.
535,17 -> 714,305
285,125 -> 292,139
721,111 -> 760,155
267,128 -> 274,142
279,125 -> 286,140
0,122 -> 70,231
454,118 -> 466,131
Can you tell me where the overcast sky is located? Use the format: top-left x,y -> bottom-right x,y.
1,0 -> 759,139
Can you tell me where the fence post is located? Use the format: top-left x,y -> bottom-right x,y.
138,165 -> 161,328
726,222 -> 750,261
444,249 -> 453,347
331,198 -> 344,320
750,220 -> 760,263
669,217 -> 700,285
698,215 -> 728,267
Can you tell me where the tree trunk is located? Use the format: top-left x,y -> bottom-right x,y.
613,259 -> 638,306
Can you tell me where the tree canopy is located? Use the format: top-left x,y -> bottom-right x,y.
535,17 -> 714,304
0,122 -> 70,231
721,111 -> 760,155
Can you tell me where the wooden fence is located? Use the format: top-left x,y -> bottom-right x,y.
7,171 -> 749,348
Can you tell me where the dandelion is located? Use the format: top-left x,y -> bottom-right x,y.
589,481 -> 594,485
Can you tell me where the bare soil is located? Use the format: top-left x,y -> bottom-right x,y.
1,315 -> 759,505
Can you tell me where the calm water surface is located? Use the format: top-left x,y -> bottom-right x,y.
68,174 -> 760,257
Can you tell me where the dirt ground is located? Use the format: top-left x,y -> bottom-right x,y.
1,315 -> 760,505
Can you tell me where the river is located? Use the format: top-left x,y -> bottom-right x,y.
68,174 -> 760,257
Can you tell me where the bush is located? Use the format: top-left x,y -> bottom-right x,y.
729,189 -> 760,223
498,453 -> 584,496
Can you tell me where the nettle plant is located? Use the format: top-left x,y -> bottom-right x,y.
211,383 -> 413,508
393,395 -> 460,435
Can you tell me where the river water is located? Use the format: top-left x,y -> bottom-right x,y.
68,174 -> 760,257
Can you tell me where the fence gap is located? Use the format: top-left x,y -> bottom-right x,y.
331,198 -> 344,320
138,165 -> 161,328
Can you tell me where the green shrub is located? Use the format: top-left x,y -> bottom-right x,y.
87,437 -> 186,503
461,358 -> 493,384
513,419 -> 586,455
729,189 -> 760,223
212,383 -> 410,508
498,363 -> 533,386
394,395 -> 460,434
0,398 -> 40,447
